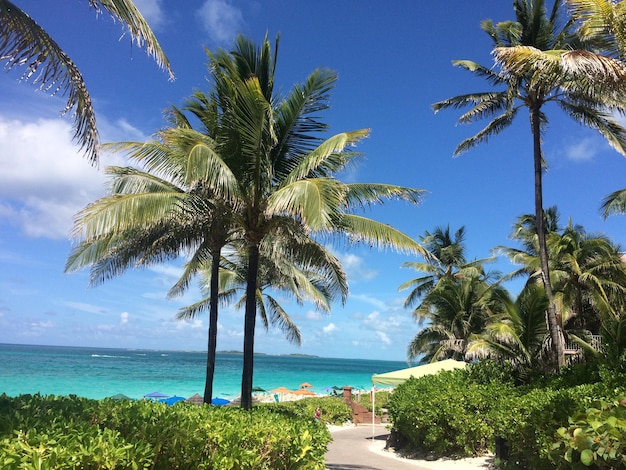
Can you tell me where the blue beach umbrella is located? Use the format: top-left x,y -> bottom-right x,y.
211,397 -> 230,406
160,395 -> 186,406
144,391 -> 169,400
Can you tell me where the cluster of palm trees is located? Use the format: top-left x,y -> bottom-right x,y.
433,0 -> 626,369
402,214 -> 626,382
65,35 -> 426,409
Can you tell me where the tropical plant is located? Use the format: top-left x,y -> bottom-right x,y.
0,0 -> 173,164
68,34 -> 426,410
407,271 -> 507,363
177,233 -> 347,348
432,0 -> 626,368
66,123 -> 243,404
399,225 -> 492,309
467,284 -> 551,382
204,34 -> 426,409
501,211 -> 626,348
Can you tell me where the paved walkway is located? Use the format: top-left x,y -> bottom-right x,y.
325,424 -> 429,470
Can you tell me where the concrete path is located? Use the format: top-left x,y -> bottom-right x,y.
325,424 -> 429,470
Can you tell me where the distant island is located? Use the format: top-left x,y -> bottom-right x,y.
216,350 -> 319,358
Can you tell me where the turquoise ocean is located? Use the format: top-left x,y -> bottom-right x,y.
0,343 -> 407,401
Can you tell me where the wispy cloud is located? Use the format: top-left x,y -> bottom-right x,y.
564,137 -> 600,162
323,323 -> 337,334
197,0 -> 244,44
133,0 -> 166,30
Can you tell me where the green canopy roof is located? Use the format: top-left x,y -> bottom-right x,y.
371,359 -> 467,386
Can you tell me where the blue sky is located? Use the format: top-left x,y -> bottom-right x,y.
1,0 -> 625,361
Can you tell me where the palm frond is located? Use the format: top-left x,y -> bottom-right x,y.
600,188 -> 626,218
93,0 -> 173,80
0,0 -> 98,163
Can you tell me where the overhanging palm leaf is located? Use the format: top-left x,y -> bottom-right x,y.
0,0 -> 172,164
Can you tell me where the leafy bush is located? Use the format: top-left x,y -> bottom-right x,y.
551,398 -> 626,469
0,394 -> 331,469
262,396 -> 352,426
387,369 -> 515,457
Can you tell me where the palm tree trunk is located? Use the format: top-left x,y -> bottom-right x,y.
241,242 -> 260,410
531,103 -> 565,370
203,249 -> 221,405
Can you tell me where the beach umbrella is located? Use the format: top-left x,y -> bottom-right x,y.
185,393 -> 204,405
299,382 -> 313,389
160,395 -> 186,406
109,393 -> 131,400
270,386 -> 292,394
252,386 -> 266,393
293,388 -> 315,396
144,391 -> 169,400
211,397 -> 230,406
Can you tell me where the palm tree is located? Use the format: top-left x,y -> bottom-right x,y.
399,225 -> 492,309
0,0 -> 173,164
550,221 -> 626,336
407,271 -> 507,363
67,123 -> 243,404
207,34 -> 426,409
432,0 -> 626,369
565,0 -> 626,58
466,285 -> 550,383
68,34 -> 426,410
178,235 -> 345,348
565,1 -> 626,220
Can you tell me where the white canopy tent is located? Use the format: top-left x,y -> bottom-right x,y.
369,359 -> 468,438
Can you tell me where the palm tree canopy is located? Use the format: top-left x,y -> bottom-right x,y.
0,0 -> 173,164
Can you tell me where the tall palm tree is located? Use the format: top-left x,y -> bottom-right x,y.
0,0 -> 173,164
399,225 -> 492,309
432,0 -> 626,369
66,123 -> 243,404
407,271 -> 507,363
207,34 -> 426,409
69,34 -> 427,410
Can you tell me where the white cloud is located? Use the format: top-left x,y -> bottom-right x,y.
120,312 -> 129,324
322,323 -> 337,334
64,301 -> 109,315
336,252 -> 378,282
564,137 -> 599,162
0,115 -> 137,239
132,0 -> 165,30
306,310 -> 324,321
197,0 -> 244,44
376,331 -> 391,345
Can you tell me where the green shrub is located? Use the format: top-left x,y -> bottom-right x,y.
0,394 -> 331,469
387,370 -> 514,457
262,396 -> 352,426
551,398 -> 626,469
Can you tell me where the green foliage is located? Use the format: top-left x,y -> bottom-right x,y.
462,359 -> 516,385
387,370 -> 514,457
359,390 -> 392,416
0,394 -> 331,469
261,396 -> 352,426
552,398 -> 626,469
385,363 -> 626,468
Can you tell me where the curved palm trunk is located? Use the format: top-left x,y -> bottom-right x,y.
203,248 -> 222,404
531,103 -> 565,370
241,242 -> 260,410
